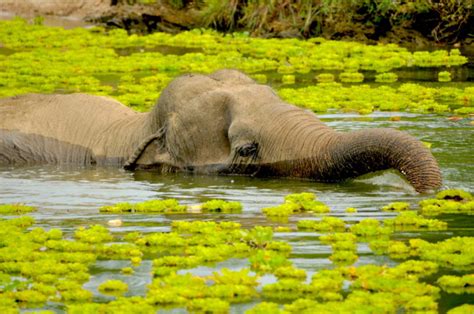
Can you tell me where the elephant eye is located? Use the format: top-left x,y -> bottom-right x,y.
237,142 -> 258,158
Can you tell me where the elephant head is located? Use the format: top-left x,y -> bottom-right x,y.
127,69 -> 442,193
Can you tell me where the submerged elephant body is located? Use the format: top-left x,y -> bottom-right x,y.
0,70 -> 442,192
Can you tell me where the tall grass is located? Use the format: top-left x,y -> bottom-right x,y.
196,0 -> 473,42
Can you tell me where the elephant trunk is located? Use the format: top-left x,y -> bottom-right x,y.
314,128 -> 442,193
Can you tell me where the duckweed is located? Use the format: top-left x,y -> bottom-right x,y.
339,72 -> 364,83
375,72 -> 398,83
297,217 -> 346,232
437,274 -> 474,293
448,304 -> 474,314
246,302 -> 282,314
350,218 -> 392,238
0,204 -> 37,214
100,198 -> 186,213
384,211 -> 448,231
187,298 -> 230,313
438,71 -> 452,82
0,190 -> 473,311
381,202 -> 410,212
437,189 -> 473,201
0,18 -> 470,115
98,279 -> 129,294
262,192 -> 330,218
345,207 -> 357,213
273,266 -> 307,280
249,250 -> 292,274
201,199 -> 242,213
74,225 -> 114,243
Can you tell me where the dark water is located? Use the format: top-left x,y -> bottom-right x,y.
0,112 -> 472,312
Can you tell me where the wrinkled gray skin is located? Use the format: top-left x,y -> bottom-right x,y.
0,70 -> 442,192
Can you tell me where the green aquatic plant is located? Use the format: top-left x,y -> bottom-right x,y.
211,268 -> 258,287
350,218 -> 392,238
384,211 -> 447,231
61,288 -> 93,302
252,73 -> 267,83
315,73 -> 335,83
273,266 -> 307,280
153,255 -> 202,270
281,75 -> 296,85
438,71 -> 452,82
448,304 -> 474,314
408,237 -> 474,269
345,207 -> 357,213
262,278 -> 322,301
201,199 -> 242,213
418,189 -> 473,216
404,295 -> 438,313
98,279 -> 129,295
339,72 -> 364,83
246,302 -> 283,314
74,225 -> 113,243
297,217 -> 346,232
100,199 -> 187,213
0,204 -> 37,214
249,250 -> 292,274
329,251 -> 358,265
262,203 -> 300,217
262,192 -> 329,218
1,18 -> 470,116
187,297 -> 230,313
381,202 -> 410,212
419,199 -> 474,216
436,189 -> 472,201
375,72 -> 398,83
437,274 -> 474,294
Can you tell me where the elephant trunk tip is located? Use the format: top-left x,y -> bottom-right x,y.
401,157 -> 442,193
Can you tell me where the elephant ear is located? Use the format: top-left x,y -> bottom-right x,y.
123,127 -> 173,170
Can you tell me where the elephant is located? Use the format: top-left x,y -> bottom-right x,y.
0,69 -> 441,192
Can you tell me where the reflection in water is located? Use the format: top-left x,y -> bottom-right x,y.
0,112 -> 472,312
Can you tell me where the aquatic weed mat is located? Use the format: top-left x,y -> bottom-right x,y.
0,18 -> 473,115
0,190 -> 473,313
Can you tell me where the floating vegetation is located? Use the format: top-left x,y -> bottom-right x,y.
262,192 -> 330,218
381,202 -> 410,212
350,218 -> 392,238
273,266 -> 307,280
281,74 -> 296,85
438,71 -> 452,82
201,199 -> 242,213
0,204 -> 37,214
345,207 -> 357,213
375,72 -> 398,83
437,274 -> 474,294
98,280 -> 129,295
99,199 -> 187,213
339,72 -> 364,83
448,304 -> 474,314
384,211 -> 448,231
0,18 -> 471,115
437,189 -> 472,201
297,217 -> 346,232
0,191 -> 473,312
418,189 -> 473,216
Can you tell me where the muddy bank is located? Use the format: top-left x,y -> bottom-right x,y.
1,0 -> 473,47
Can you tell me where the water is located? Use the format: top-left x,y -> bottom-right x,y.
0,111 -> 472,312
